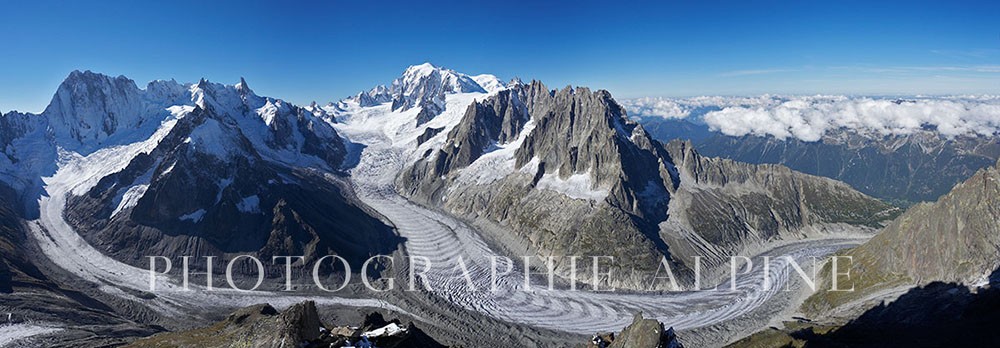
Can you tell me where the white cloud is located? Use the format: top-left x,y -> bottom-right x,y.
622,95 -> 1000,142
621,95 -> 782,120
621,97 -> 691,119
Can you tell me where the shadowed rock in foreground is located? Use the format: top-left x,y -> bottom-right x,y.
728,280 -> 1000,348
125,302 -> 321,347
588,313 -> 684,348
126,301 -> 446,348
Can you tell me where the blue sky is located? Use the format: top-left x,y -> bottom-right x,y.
2,0 -> 998,113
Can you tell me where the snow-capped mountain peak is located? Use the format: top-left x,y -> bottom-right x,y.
506,77 -> 524,88
350,84 -> 392,107
392,62 -> 486,97
380,63 -> 489,125
340,63 -> 506,111
42,70 -> 147,150
401,62 -> 437,77
190,77 -> 265,114
0,72 -> 346,206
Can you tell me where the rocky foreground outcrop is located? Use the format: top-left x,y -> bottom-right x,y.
126,301 -> 446,348
588,313 -> 684,348
729,280 -> 1000,347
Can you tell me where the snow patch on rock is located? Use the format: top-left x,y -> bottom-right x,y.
179,209 -> 207,223
110,184 -> 149,220
535,170 -> 608,201
452,120 -> 535,186
237,195 -> 260,213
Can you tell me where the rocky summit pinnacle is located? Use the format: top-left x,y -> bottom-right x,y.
397,78 -> 895,290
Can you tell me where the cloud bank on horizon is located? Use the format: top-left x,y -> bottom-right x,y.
622,95 -> 1000,142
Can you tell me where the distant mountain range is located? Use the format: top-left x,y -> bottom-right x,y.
625,95 -> 1000,205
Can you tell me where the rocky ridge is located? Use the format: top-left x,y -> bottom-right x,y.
125,301 -> 447,348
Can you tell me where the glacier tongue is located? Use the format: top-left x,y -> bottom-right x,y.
333,73 -> 868,334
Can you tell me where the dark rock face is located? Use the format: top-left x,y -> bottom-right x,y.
607,313 -> 683,348
402,81 -> 677,221
415,88 -> 530,179
416,126 -> 444,146
690,128 -> 1000,205
807,158 -> 1000,313
0,184 -> 41,294
510,83 -> 676,222
279,301 -> 323,342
